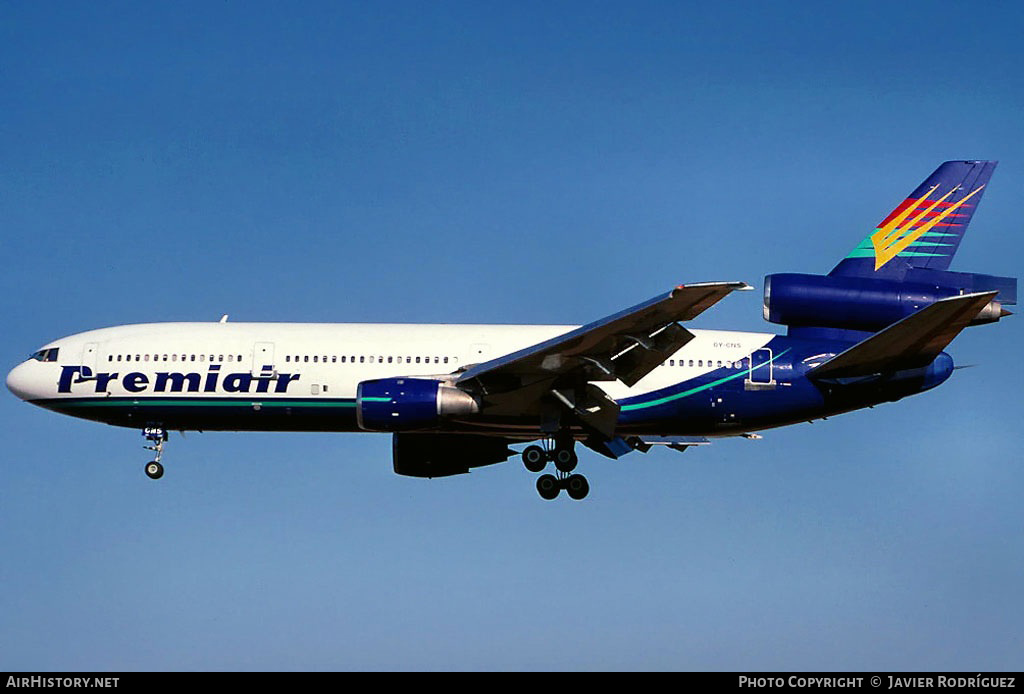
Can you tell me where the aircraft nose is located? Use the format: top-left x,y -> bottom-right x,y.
6,361 -> 36,401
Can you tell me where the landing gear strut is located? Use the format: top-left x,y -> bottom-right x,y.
522,434 -> 589,500
142,427 -> 168,480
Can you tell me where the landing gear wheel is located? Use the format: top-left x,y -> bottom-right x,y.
565,474 -> 589,500
536,474 -> 560,500
522,445 -> 547,473
553,448 -> 578,473
142,427 -> 168,480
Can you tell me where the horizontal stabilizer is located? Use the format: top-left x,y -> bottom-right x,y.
807,291 -> 997,380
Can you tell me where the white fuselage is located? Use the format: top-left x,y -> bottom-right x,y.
8,321 -> 776,409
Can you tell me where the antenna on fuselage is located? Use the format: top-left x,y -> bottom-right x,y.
219,314 -> 229,323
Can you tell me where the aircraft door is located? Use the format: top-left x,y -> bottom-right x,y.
745,348 -> 775,389
252,342 -> 277,378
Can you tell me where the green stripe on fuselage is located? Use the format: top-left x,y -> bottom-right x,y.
620,349 -> 789,411
38,397 -> 359,409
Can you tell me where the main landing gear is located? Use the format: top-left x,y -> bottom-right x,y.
521,435 -> 589,500
142,427 -> 168,480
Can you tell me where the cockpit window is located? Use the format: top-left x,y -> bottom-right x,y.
30,348 -> 60,362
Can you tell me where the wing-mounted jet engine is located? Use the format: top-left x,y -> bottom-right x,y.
355,377 -> 480,432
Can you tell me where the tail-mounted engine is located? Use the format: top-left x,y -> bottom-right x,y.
763,271 -> 1014,332
356,377 -> 480,432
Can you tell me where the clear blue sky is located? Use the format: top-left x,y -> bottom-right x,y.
2,1 -> 1022,671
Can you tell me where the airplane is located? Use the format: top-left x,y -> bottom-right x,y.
6,160 -> 1017,500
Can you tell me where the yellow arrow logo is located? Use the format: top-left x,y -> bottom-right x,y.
870,184 -> 984,270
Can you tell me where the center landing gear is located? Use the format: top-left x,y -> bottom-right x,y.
142,427 -> 168,480
521,434 -> 589,500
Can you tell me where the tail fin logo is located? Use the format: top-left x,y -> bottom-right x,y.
870,184 -> 985,270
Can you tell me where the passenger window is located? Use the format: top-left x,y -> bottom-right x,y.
359,356 -> 365,363
314,356 -> 318,363
443,357 -> 448,364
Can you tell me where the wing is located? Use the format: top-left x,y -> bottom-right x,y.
458,282 -> 751,390
455,281 -> 751,437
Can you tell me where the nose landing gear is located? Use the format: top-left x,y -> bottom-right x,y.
142,427 -> 168,480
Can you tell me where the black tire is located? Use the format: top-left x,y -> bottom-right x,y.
145,461 -> 164,480
522,445 -> 547,473
566,474 -> 589,500
553,448 -> 577,473
536,474 -> 560,500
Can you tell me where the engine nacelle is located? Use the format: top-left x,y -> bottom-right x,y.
356,377 -> 479,432
764,273 -> 1006,331
392,433 -> 515,478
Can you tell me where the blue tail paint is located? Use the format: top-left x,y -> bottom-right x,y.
764,161 -> 1016,341
831,160 -> 998,278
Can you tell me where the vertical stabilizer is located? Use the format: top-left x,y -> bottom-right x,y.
830,160 -> 997,279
